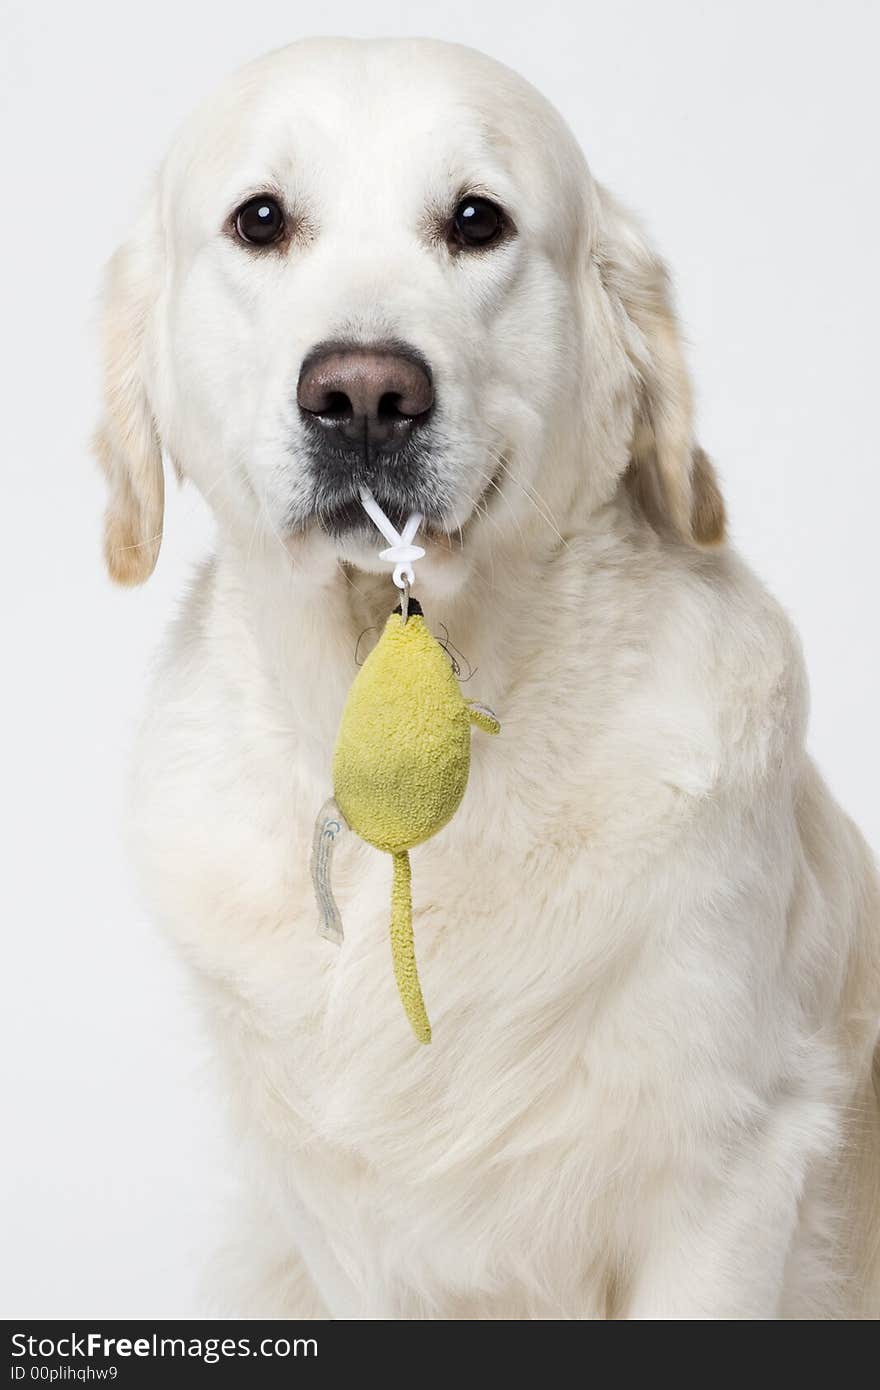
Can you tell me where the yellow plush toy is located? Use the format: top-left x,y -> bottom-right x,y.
311,524 -> 499,1043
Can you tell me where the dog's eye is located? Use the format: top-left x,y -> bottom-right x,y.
450,197 -> 506,249
234,195 -> 286,247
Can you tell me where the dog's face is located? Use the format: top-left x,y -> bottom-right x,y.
95,39 -> 724,589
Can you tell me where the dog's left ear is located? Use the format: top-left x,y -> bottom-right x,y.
595,185 -> 725,546
92,195 -> 165,585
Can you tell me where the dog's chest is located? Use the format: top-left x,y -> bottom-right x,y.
215,759 -> 695,1299
202,812 -> 650,1315
134,612 -> 701,1313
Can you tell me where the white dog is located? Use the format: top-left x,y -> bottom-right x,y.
94,38 -> 879,1319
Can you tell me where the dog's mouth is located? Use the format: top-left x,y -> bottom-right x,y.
315,496 -> 424,542
298,458 -> 506,550
288,408 -> 510,552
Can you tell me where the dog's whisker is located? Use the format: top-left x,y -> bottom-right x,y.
471,463 -> 530,555
109,531 -> 165,554
459,428 -> 569,548
485,454 -> 568,549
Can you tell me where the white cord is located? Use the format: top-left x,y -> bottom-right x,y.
359,487 -> 425,589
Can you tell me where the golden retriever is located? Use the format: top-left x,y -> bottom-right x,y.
94,37 -> 880,1318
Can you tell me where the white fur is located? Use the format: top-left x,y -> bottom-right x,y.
97,38 -> 880,1319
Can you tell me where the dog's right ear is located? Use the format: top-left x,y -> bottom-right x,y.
92,198 -> 164,585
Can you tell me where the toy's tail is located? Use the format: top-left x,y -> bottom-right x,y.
390,851 -> 432,1044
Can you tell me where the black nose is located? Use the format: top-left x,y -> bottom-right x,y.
297,343 -> 434,453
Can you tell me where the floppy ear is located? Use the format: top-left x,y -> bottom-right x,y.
595,185 -> 725,545
93,201 -> 165,584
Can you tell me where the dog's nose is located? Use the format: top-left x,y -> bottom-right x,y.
297,344 -> 434,452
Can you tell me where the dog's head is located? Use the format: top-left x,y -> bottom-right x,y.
94,38 -> 724,589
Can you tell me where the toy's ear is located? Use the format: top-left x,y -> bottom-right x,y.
595,184 -> 725,545
92,196 -> 165,585
468,702 -> 501,735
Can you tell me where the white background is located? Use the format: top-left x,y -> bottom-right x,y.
2,0 -> 878,1317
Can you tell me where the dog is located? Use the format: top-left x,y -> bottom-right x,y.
93,37 -> 880,1318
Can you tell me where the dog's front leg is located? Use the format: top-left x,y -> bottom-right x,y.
206,1226 -> 331,1320
622,1147 -> 809,1319
203,1184 -> 345,1319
